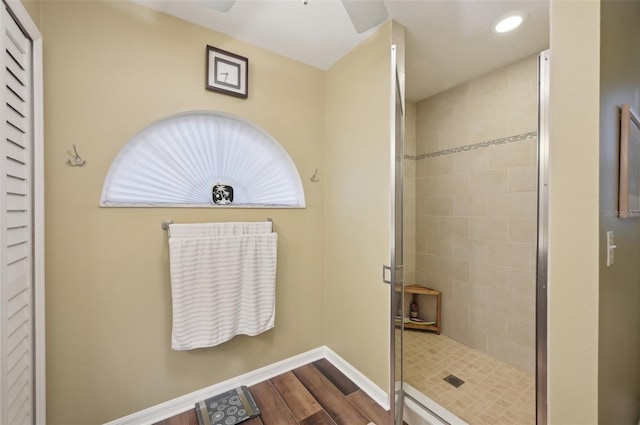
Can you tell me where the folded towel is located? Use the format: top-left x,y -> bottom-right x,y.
168,222 -> 277,350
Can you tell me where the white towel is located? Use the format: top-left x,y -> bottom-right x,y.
168,221 -> 272,238
168,222 -> 277,350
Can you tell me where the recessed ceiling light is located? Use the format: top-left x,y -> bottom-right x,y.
493,13 -> 526,33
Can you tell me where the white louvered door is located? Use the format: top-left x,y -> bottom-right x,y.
0,5 -> 34,425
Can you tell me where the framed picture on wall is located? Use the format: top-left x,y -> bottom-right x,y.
619,103 -> 640,218
206,45 -> 248,99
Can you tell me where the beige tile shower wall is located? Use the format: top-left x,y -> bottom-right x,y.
413,55 -> 538,373
404,101 -> 417,285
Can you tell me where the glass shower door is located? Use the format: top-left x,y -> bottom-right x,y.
392,50 -> 550,425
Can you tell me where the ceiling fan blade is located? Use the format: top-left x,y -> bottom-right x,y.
341,0 -> 388,34
195,0 -> 237,13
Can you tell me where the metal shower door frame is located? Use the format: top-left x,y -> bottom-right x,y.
390,48 -> 551,425
536,49 -> 550,425
388,43 -> 405,425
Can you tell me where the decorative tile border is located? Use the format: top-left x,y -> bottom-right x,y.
405,131 -> 537,160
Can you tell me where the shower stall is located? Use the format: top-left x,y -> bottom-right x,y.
393,51 -> 549,425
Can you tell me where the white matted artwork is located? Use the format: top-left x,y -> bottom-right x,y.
206,45 -> 248,99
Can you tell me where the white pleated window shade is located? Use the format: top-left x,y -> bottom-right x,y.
100,112 -> 305,208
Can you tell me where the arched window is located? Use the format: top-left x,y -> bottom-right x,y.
100,111 -> 305,208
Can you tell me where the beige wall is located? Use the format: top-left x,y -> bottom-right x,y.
410,56 -> 538,373
598,1 -> 640,423
548,0 -> 600,422
21,0 -> 40,25
324,21 -> 394,392
40,2 -> 326,423
30,0 -> 613,422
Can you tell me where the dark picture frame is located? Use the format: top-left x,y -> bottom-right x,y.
619,103 -> 640,218
206,45 -> 248,99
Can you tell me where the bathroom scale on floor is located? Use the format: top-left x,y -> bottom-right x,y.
195,386 -> 260,425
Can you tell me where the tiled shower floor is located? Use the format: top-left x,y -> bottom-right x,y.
402,330 -> 535,425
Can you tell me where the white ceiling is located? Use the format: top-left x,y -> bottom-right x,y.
134,0 -> 549,102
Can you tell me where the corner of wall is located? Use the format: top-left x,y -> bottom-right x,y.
20,0 -> 40,27
323,20 -> 394,393
548,0 -> 600,422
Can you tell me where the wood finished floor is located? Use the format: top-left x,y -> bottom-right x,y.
155,359 -> 394,425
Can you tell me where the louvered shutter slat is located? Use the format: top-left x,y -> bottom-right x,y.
5,193 -> 26,212
5,319 -> 27,357
5,175 -> 26,195
6,56 -> 25,87
7,308 -> 27,348
6,276 -> 25,305
1,6 -> 32,425
5,141 -> 26,165
7,379 -> 29,421
6,244 -> 27,265
6,210 -> 27,228
6,337 -> 27,372
5,76 -> 25,102
4,13 -> 26,53
6,125 -> 26,150
6,86 -> 25,117
5,157 -> 26,180
5,103 -> 26,133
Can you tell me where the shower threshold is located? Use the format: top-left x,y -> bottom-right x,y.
403,383 -> 468,425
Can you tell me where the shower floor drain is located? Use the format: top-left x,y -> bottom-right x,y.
444,374 -> 465,388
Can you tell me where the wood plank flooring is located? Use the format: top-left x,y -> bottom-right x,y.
155,359 -> 393,425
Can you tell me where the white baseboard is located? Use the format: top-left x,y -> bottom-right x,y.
104,346 -> 389,425
324,347 -> 390,411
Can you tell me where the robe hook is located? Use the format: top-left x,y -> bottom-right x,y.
67,144 -> 86,167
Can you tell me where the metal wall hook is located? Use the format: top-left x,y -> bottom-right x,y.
310,169 -> 319,183
67,144 -> 86,167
